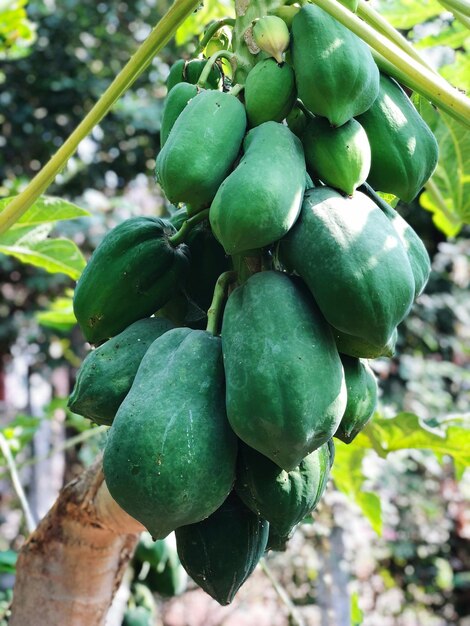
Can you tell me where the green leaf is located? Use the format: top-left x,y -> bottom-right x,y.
415,98 -> 470,235
0,237 -> 86,279
175,0 -> 235,46
0,195 -> 90,228
351,591 -> 364,626
441,49 -> 470,93
376,0 -> 443,30
332,443 -> 383,535
414,21 -> 468,53
363,413 -> 470,470
36,294 -> 77,332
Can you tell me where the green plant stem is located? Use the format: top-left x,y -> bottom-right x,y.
229,83 -> 245,96
206,271 -> 237,335
438,0 -> 470,27
312,0 -> 470,128
197,50 -> 235,87
0,0 -> 202,236
168,208 -> 209,246
259,559 -> 305,626
0,433 -> 36,533
357,0 -> 436,73
196,17 -> 236,54
438,0 -> 470,17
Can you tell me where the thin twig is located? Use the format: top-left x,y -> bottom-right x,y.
259,558 -> 306,626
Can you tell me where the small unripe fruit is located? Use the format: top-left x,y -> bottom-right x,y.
252,16 -> 290,63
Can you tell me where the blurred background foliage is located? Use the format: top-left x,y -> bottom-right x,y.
0,0 -> 469,625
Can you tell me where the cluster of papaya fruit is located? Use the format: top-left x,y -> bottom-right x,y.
69,3 -> 437,606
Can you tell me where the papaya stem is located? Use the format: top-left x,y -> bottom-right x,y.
0,0 -> 202,235
438,0 -> 470,27
437,0 -> 470,17
206,271 -> 237,336
196,17 -> 236,54
311,0 -> 470,129
168,208 -> 210,246
197,50 -> 235,87
229,83 -> 245,96
357,0 -> 436,73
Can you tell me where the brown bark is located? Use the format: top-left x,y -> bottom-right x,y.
10,456 -> 143,626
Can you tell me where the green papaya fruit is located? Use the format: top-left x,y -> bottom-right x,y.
291,5 -> 379,127
209,122 -> 306,255
361,184 -> 431,297
244,59 -> 296,127
156,90 -> 246,214
335,356 -> 378,443
160,82 -> 199,148
271,5 -> 300,28
286,104 -> 307,138
103,328 -> 238,540
236,440 -> 333,540
302,116 -> 371,195
266,527 -> 291,552
333,327 -> 398,359
166,58 -> 222,92
167,207 -> 188,230
134,533 -> 186,597
185,220 -> 231,313
222,271 -> 346,471
357,74 -> 439,202
122,607 -> 152,626
252,16 -> 290,63
277,187 -> 415,347
175,492 -> 269,605
68,317 -> 174,426
73,217 -> 190,344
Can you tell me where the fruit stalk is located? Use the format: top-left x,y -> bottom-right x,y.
206,271 -> 237,336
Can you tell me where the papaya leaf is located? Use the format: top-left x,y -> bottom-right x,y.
414,21 -> 468,53
175,0 -> 234,46
0,0 -> 36,60
36,293 -> 77,332
440,49 -> 470,93
331,443 -> 383,535
0,236 -> 86,279
363,412 -> 470,472
0,195 -> 89,229
414,97 -> 470,234
376,0 -> 443,30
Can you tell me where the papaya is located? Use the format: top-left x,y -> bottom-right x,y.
122,607 -> 152,626
160,82 -> 199,148
291,4 -> 379,127
236,440 -> 333,541
252,15 -> 290,63
357,74 -> 439,202
134,533 -> 186,597
103,328 -> 238,540
361,184 -> 431,297
266,528 -> 291,552
335,356 -> 378,443
68,317 -> 174,426
209,122 -> 306,255
166,58 -> 222,92
333,327 -> 398,359
244,59 -> 296,127
156,90 -> 246,214
277,187 -> 415,347
73,217 -> 190,344
286,104 -> 307,138
222,271 -> 346,471
271,5 -> 300,28
301,116 -> 371,195
175,492 -> 269,605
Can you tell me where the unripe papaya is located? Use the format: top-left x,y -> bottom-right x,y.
287,104 -> 307,138
271,5 -> 300,28
333,327 -> 398,359
277,187 -> 415,347
156,90 -> 246,214
335,356 -> 378,443
236,440 -> 333,541
252,16 -> 290,63
291,5 -> 379,126
166,58 -> 222,92
302,116 -> 371,195
244,59 -> 296,127
68,317 -> 174,426
73,217 -> 190,344
209,122 -> 306,254
357,74 -> 439,202
103,328 -> 238,540
222,271 -> 346,471
160,82 -> 199,148
175,492 -> 269,605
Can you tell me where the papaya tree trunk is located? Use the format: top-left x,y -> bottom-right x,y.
10,457 -> 143,626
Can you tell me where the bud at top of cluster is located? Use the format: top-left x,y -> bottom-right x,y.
252,15 -> 290,64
